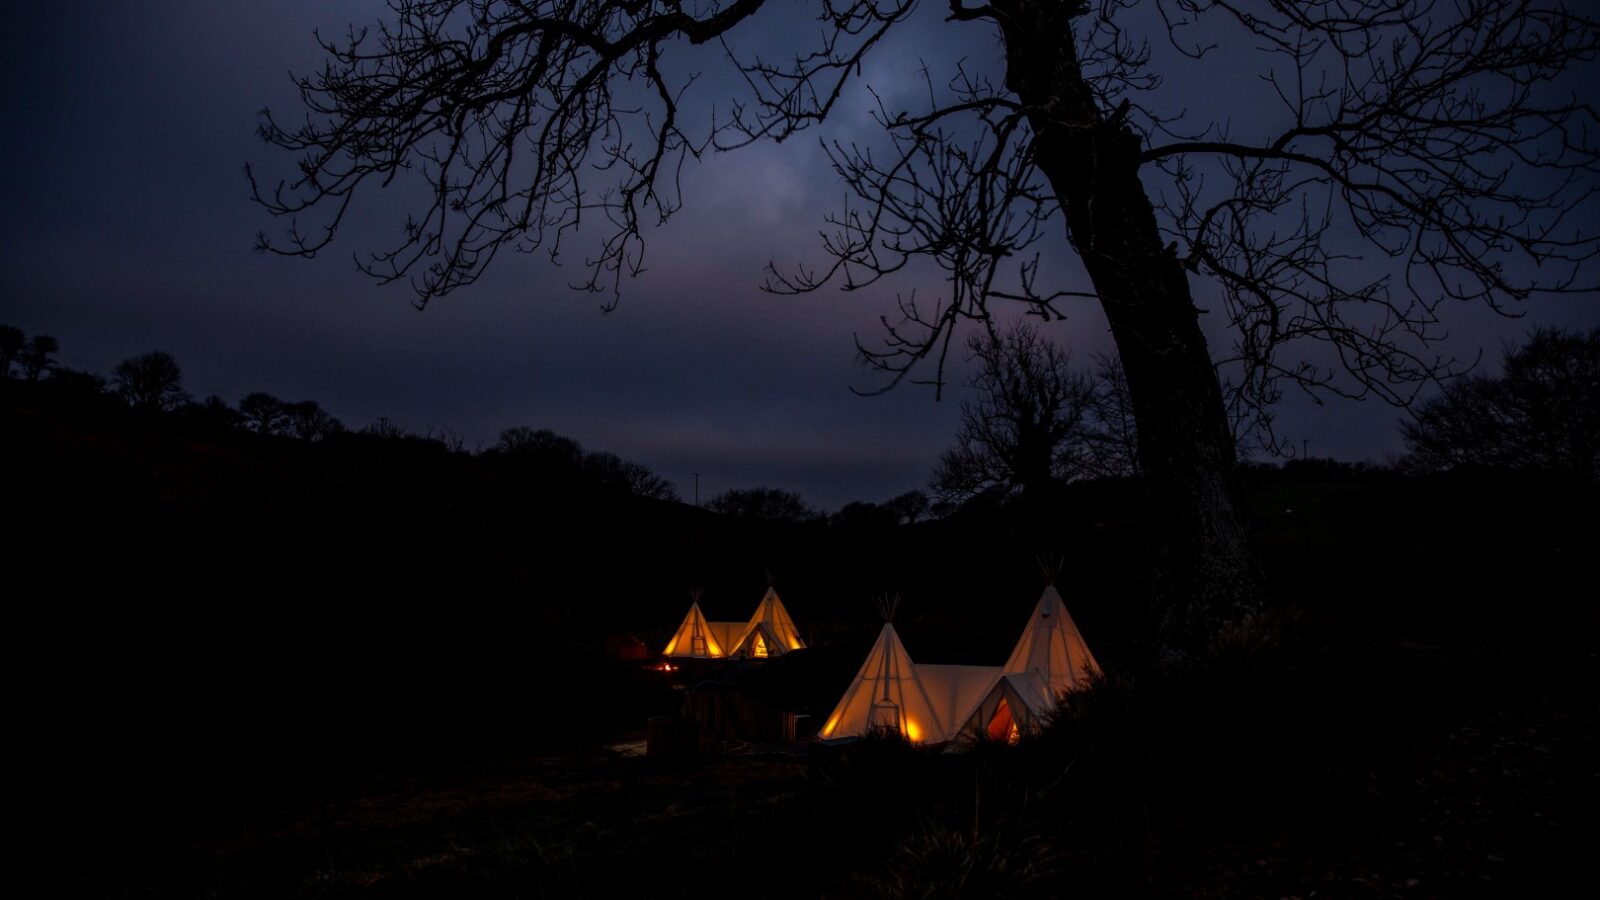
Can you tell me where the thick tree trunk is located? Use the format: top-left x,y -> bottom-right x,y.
996,0 -> 1263,647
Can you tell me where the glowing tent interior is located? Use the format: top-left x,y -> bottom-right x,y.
957,582 -> 1103,742
956,671 -> 1055,744
662,586 -> 809,659
1003,583 -> 1101,696
662,599 -> 740,659
728,587 -> 807,658
821,579 -> 1100,746
816,622 -> 959,744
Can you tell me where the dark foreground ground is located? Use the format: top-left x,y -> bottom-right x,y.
6,382 -> 1595,897
70,613 -> 1595,899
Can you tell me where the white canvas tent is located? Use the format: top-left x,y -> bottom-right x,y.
1003,583 -> 1100,696
663,601 -> 730,658
728,587 -> 807,658
957,671 -> 1055,743
818,623 -> 951,744
917,664 -> 1003,739
819,579 -> 1102,747
661,585 -> 806,660
818,619 -> 1003,746
707,621 -> 745,654
957,582 -> 1100,742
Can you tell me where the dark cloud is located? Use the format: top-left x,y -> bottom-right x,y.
2,3 -> 1595,509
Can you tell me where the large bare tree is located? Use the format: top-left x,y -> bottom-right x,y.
932,323 -> 1137,504
252,0 -> 1599,644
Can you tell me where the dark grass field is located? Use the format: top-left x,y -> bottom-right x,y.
79,619 -> 1593,899
6,380 -> 1595,897
99,750 -> 810,898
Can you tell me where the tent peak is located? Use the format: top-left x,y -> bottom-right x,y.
875,593 -> 901,623
1036,553 -> 1063,585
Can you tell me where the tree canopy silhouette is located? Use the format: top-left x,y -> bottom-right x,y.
885,489 -> 931,524
253,0 -> 1599,642
17,334 -> 58,382
112,351 -> 189,412
492,426 -> 586,468
706,487 -> 818,523
583,450 -> 681,500
1402,328 -> 1599,481
239,392 -> 290,435
284,399 -> 345,441
0,325 -> 23,378
932,323 -> 1138,504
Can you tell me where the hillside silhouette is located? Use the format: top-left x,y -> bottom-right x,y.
6,375 -> 1595,897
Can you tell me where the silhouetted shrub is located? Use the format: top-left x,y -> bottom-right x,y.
112,350 -> 189,412
706,486 -> 818,523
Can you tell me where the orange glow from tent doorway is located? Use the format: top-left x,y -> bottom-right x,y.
987,698 -> 1017,743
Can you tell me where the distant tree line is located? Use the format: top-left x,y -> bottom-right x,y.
0,325 -> 59,382
0,324 -> 683,502
9,320 -> 1588,534
1400,328 -> 1599,482
488,426 -> 679,501
236,392 -> 343,440
925,323 -> 1599,514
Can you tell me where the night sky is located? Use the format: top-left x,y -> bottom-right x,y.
4,2 -> 1596,509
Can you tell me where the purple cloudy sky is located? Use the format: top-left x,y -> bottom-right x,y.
3,2 -> 1595,509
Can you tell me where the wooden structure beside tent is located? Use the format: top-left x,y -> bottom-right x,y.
682,684 -> 799,744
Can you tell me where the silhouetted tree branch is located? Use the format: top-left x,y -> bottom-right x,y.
251,0 -> 773,308
932,323 -> 1138,504
1088,350 -> 1140,478
706,486 -> 818,522
240,392 -> 290,435
491,426 -> 676,498
492,426 -> 585,466
182,396 -> 245,431
885,489 -> 931,524
18,334 -> 58,382
255,0 -> 1600,643
112,351 -> 189,412
0,325 -> 23,378
583,450 -> 680,500
1402,327 -> 1599,480
284,400 -> 346,441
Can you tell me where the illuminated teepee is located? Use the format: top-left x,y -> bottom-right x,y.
1002,582 -> 1100,696
662,594 -> 729,659
661,581 -> 806,660
958,671 -> 1053,743
728,586 -> 806,657
818,621 -> 949,744
819,595 -> 1001,745
959,576 -> 1101,742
